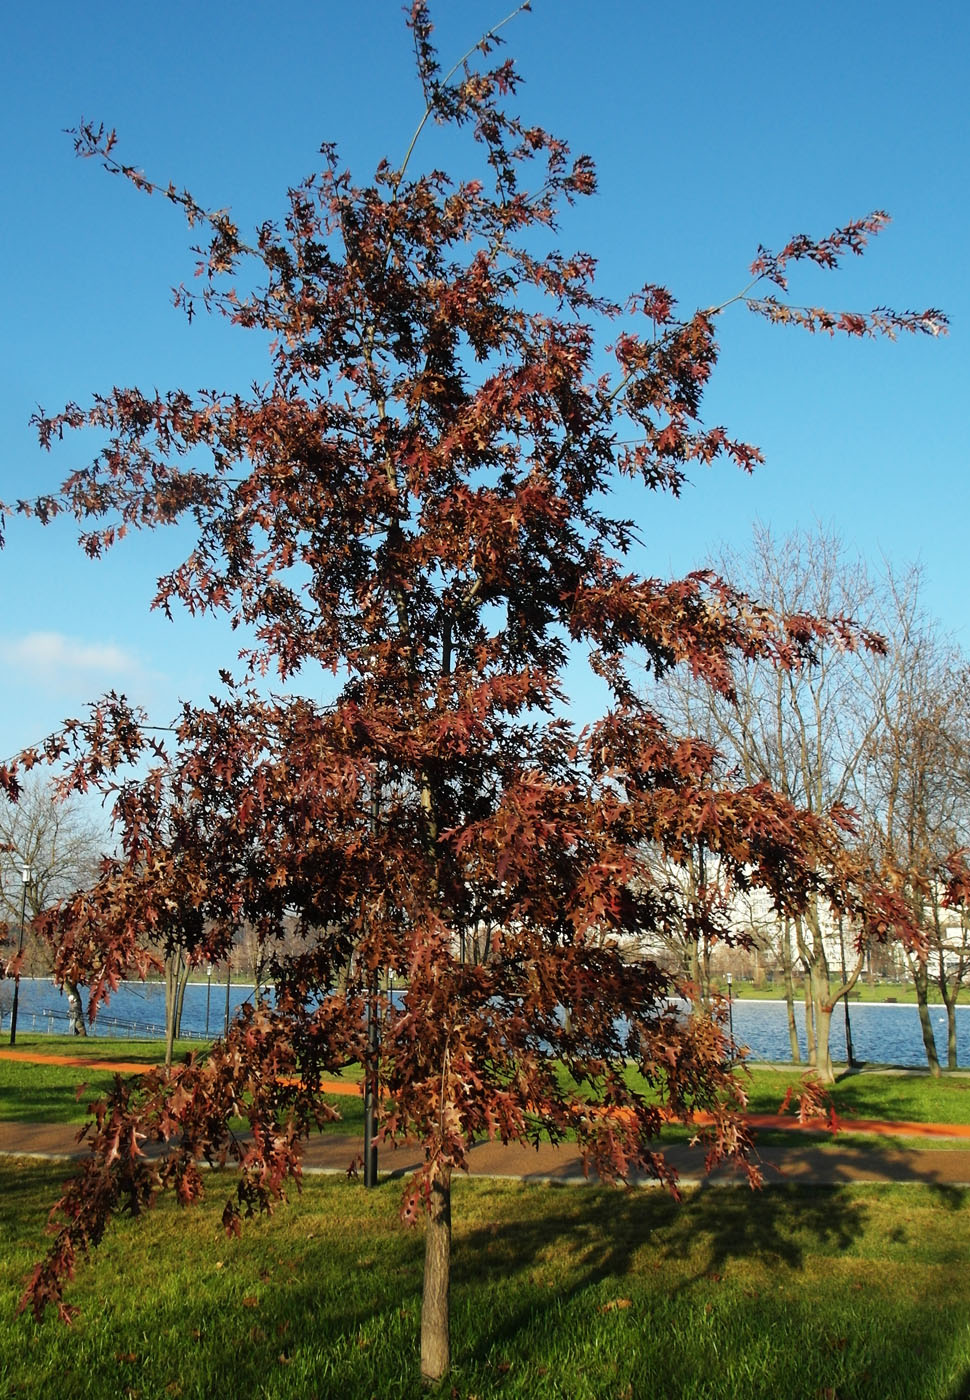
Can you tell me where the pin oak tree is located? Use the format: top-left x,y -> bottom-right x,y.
5,4 -> 942,1382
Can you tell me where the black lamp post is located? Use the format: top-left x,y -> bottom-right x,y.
205,964 -> 212,1037
9,865 -> 32,1047
725,971 -> 734,1045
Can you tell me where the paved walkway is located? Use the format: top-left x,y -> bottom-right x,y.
4,1119 -> 970,1187
4,1049 -> 970,1186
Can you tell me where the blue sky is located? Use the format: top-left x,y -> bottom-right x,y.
1,0 -> 966,762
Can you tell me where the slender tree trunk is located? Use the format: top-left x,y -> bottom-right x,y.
932,902 -> 962,1070
809,961 -> 835,1084
781,920 -> 801,1064
164,954 -> 179,1068
942,990 -> 958,1071
803,975 -> 817,1068
813,1003 -> 835,1084
697,843 -> 712,1011
688,942 -> 699,998
174,957 -> 189,1041
837,916 -> 857,1069
701,931 -> 712,1012
64,978 -> 87,1037
915,995 -> 942,1077
420,1160 -> 452,1383
797,906 -> 841,1081
910,956 -> 941,1076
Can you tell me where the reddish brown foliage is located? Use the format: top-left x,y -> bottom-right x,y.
4,2 -> 939,1340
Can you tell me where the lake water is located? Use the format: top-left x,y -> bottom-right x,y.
3,977 -> 257,1041
2,978 -> 966,1070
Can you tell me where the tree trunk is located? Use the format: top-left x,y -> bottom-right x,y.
700,931 -> 712,1012
813,998 -> 835,1084
795,905 -> 849,1083
64,978 -> 87,1037
164,954 -> 179,1068
943,991 -> 958,1071
174,958 -> 189,1041
915,995 -> 942,1076
837,916 -> 857,1069
781,920 -> 801,1064
420,1161 -> 452,1383
800,951 -> 835,1083
803,975 -> 816,1068
910,957 -> 941,1076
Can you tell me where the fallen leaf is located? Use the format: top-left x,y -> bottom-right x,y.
599,1298 -> 632,1313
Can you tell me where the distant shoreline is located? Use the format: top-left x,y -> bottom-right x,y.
11,975 -> 967,1009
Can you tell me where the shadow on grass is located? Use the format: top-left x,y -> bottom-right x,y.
450,1178 -> 867,1371
927,1181 -> 970,1210
7,1160 -> 970,1399
2,1170 -> 425,1400
743,1067 -> 970,1125
0,1158 -> 73,1237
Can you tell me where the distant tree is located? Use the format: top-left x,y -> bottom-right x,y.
855,582 -> 970,1072
6,5 -> 940,1380
635,814 -> 740,1012
650,526 -> 894,1081
0,777 -> 103,1034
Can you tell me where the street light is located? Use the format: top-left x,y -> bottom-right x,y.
9,865 -> 32,1047
725,971 -> 734,1045
205,964 -> 213,1038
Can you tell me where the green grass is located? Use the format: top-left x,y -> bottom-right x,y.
1,1160 -> 969,1398
742,1065 -> 970,1125
0,1036 -> 365,1132
724,978 -> 970,1005
0,1038 -> 209,1126
4,1039 -> 970,1143
2,1037 -> 211,1063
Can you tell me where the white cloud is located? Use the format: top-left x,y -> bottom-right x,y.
0,631 -> 143,686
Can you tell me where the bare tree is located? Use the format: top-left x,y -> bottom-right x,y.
855,580 -> 970,1073
0,779 -> 104,1034
650,525 -> 888,1082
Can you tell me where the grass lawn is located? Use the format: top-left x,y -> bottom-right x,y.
1,1160 -> 969,1399
0,1039 -> 208,1125
4,1038 -> 970,1145
742,1065 -> 970,1125
725,979 -> 970,1005
0,1037 -> 366,1132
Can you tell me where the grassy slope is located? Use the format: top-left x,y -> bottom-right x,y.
1,1162 -> 969,1399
